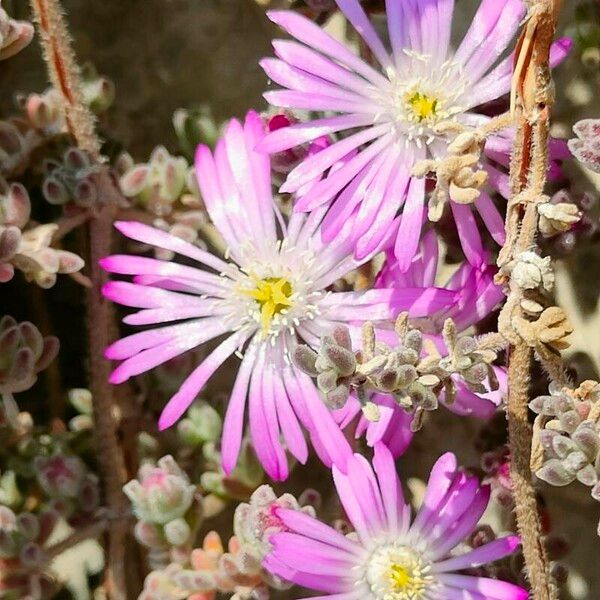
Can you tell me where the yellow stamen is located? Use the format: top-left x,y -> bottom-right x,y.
242,277 -> 293,334
406,91 -> 438,122
389,564 -> 411,591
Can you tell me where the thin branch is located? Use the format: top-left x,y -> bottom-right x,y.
29,1 -> 129,598
499,1 -> 563,598
29,0 -> 100,158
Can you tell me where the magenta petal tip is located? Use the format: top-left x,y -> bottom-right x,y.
158,397 -> 190,431
108,370 -> 127,385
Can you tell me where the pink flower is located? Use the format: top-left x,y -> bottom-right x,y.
259,0 -> 571,269
264,444 -> 527,600
101,111 -> 456,481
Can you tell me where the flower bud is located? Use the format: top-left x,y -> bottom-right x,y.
124,455 -> 196,524
322,342 -> 356,376
292,344 -> 318,376
511,251 -> 555,293
572,422 -> 600,463
576,464 -> 598,487
536,459 -> 576,486
35,454 -> 87,499
551,434 -> 575,459
563,450 -> 588,473
538,202 -> 581,237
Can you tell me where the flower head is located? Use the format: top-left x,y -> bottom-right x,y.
264,444 -> 527,600
260,0 -> 571,269
124,455 -> 197,525
102,111 -> 456,480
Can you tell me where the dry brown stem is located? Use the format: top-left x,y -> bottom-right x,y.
499,1 -> 563,598
29,1 -> 128,597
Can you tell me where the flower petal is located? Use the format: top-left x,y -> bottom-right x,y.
158,331 -> 248,430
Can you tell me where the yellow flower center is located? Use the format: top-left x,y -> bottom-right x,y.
389,564 -> 411,591
406,91 -> 438,122
242,277 -> 294,334
365,545 -> 433,600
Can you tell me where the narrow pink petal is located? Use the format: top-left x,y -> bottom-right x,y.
123,303 -> 226,326
410,453 -> 457,534
275,508 -> 364,556
295,133 -> 394,211
428,486 -> 491,559
450,202 -> 484,266
222,116 -> 276,249
249,354 -> 288,481
332,465 -> 373,542
463,0 -> 525,83
271,40 -> 373,95
302,372 -> 353,471
351,148 -> 399,240
264,89 -> 379,114
271,362 -> 309,464
435,0 -> 455,64
334,0 -> 392,69
484,163 -> 511,199
195,143 -> 243,255
113,221 -> 227,272
474,191 -> 506,245
404,0 -> 423,54
281,363 -> 310,430
270,532 -> 357,574
105,326 -> 176,361
282,125 -> 389,195
258,114 -> 372,154
296,593 -> 363,600
103,280 -> 195,309
242,111 -> 278,241
354,160 -> 410,260
372,442 -> 407,535
262,58 -> 369,105
158,331 -> 247,430
394,175 -> 425,272
454,0 -> 514,67
421,230 -> 440,287
437,574 -> 529,600
320,287 -> 456,319
221,341 -> 258,475
470,36 -> 572,108
347,454 -> 386,533
105,318 -> 226,361
424,477 -> 480,543
262,554 -> 350,594
433,536 -> 521,573
100,255 -> 225,289
385,0 -> 409,60
267,10 -> 390,88
109,343 -> 184,383
321,164 -> 374,242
